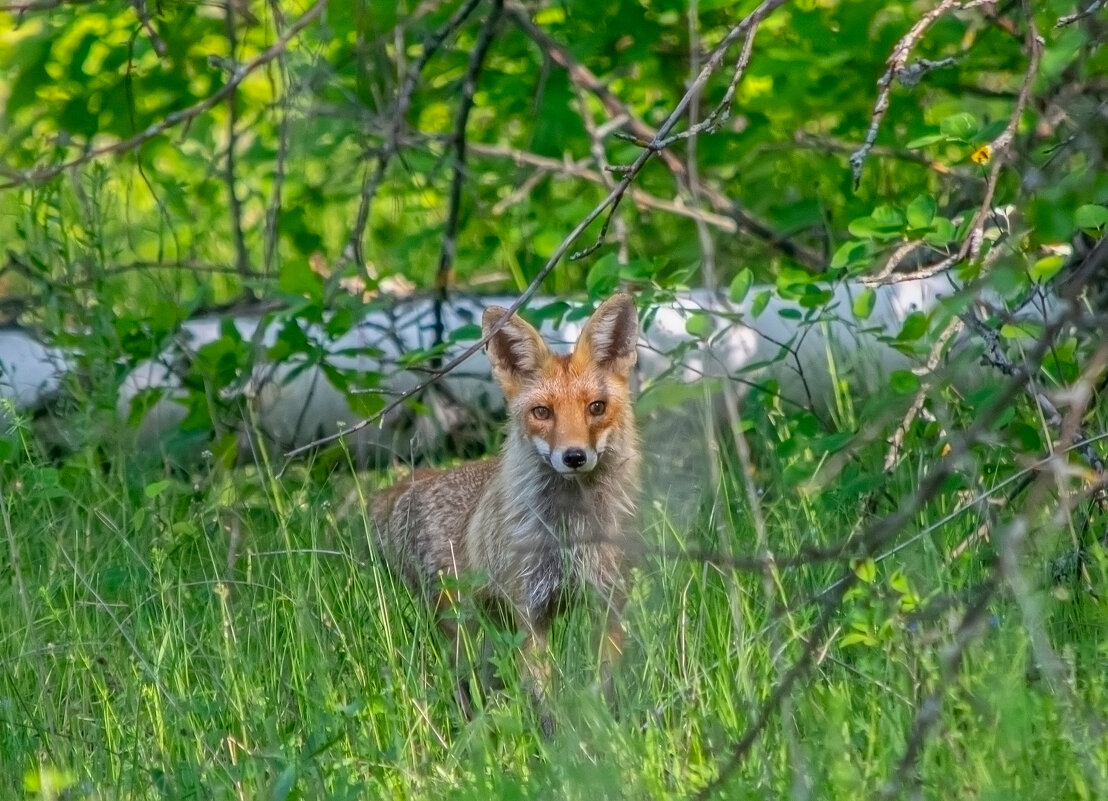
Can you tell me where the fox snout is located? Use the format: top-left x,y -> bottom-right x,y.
534,440 -> 598,475
560,446 -> 590,471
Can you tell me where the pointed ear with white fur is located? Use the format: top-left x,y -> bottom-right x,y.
482,306 -> 552,394
574,293 -> 639,377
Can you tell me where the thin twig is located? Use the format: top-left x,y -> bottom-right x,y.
469,142 -> 738,231
0,0 -> 90,11
569,0 -> 790,261
344,0 -> 484,274
434,0 -> 503,348
686,0 -> 718,289
851,0 -> 977,186
222,0 -> 251,286
697,298 -> 1083,797
130,0 -> 166,56
862,12 -> 1042,283
882,315 -> 964,472
263,0 -> 292,278
879,579 -> 998,799
1058,0 -> 1106,26
505,0 -> 823,271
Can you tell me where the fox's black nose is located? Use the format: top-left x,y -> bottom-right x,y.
563,448 -> 587,469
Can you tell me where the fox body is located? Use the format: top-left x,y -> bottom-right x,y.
370,294 -> 641,727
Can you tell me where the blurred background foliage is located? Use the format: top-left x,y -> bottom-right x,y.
1,0 -> 1104,323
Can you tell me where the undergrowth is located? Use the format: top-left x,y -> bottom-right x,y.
1,407 -> 1106,800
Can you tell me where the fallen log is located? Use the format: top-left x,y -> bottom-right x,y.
0,275 -> 1055,465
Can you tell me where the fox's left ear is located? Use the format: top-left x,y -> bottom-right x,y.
576,293 -> 639,377
483,305 -> 552,394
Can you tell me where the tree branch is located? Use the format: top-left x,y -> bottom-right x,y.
434,0 -> 503,348
505,0 -> 824,271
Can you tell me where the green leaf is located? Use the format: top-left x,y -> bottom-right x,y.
831,240 -> 867,270
871,205 -> 905,227
896,311 -> 929,341
906,194 -> 937,229
751,289 -> 771,317
271,762 -> 299,801
924,217 -> 956,246
586,254 -> 621,297
905,132 -> 946,149
848,206 -> 906,240
939,112 -> 977,140
797,288 -> 833,308
279,259 -> 324,302
144,480 -> 171,499
684,312 -> 713,339
840,630 -> 877,647
852,287 -> 876,320
888,569 -> 911,595
728,268 -> 754,304
1030,255 -> 1065,283
1075,204 -> 1108,230
889,369 -> 921,394
851,558 -> 877,583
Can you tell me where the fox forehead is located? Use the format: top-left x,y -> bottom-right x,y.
506,353 -> 626,408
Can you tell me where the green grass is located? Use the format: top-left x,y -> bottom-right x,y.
2,411 -> 1107,800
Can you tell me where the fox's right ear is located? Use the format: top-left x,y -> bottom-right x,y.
574,293 -> 639,377
483,306 -> 551,394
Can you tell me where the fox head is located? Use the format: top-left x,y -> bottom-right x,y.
482,294 -> 639,477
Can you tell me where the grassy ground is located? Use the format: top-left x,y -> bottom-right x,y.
2,405 -> 1107,800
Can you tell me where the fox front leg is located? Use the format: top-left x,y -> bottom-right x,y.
598,590 -> 627,709
518,611 -> 555,738
434,586 -> 478,721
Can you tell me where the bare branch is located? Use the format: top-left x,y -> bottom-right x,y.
262,0 -> 292,279
0,0 -> 91,11
468,142 -> 738,231
1058,0 -> 1106,26
222,0 -> 251,286
344,0 -> 484,274
851,0 -> 978,187
434,0 -> 503,347
863,11 -> 1043,283
505,0 -> 824,271
697,298 -> 1084,796
569,0 -> 790,260
879,579 -> 998,799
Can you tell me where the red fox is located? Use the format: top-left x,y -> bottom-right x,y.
370,293 -> 641,734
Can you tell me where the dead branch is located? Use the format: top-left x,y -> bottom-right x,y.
344,0 -> 484,273
1058,0 -> 1106,26
850,0 -> 993,186
879,578 -> 998,799
467,142 -> 738,231
864,11 -> 1043,285
570,0 -> 790,262
434,0 -> 503,347
223,0 -> 251,285
505,1 -> 824,271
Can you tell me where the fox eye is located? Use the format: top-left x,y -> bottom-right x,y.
531,406 -> 552,421
588,400 -> 606,416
